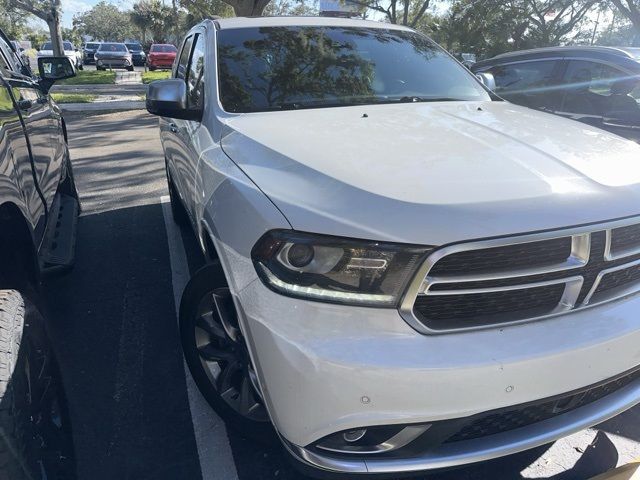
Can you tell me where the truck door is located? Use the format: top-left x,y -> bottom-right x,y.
0,69 -> 45,240
0,35 -> 59,218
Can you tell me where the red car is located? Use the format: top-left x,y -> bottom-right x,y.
147,44 -> 177,71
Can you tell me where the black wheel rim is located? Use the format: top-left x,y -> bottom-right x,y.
193,288 -> 268,422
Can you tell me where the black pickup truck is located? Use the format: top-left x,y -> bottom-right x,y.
0,30 -> 79,479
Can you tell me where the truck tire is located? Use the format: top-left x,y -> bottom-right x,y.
0,290 -> 75,479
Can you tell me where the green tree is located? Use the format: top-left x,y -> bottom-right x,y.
180,0 -> 234,23
610,0 -> 640,43
73,2 -> 135,41
0,0 -> 29,39
264,0 -> 318,15
131,0 -> 173,44
8,0 -> 64,56
343,0 -> 435,27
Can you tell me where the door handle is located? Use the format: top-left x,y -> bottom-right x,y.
169,122 -> 178,133
17,99 -> 33,110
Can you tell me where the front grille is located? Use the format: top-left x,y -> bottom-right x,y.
429,237 -> 571,276
414,284 -> 564,329
595,262 -> 640,296
407,218 -> 640,332
610,224 -> 640,259
444,366 -> 640,443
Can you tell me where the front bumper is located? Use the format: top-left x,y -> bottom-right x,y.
96,58 -> 131,68
237,278 -> 640,474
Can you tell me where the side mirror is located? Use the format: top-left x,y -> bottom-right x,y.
37,56 -> 76,92
146,79 -> 202,121
476,72 -> 496,92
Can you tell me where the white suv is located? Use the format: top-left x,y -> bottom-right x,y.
146,16 -> 640,476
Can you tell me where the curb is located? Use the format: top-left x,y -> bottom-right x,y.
60,101 -> 146,112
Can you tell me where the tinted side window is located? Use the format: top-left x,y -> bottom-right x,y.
491,60 -> 558,94
175,36 -> 193,80
186,33 -> 205,110
561,60 -> 639,124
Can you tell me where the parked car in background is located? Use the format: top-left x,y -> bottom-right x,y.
125,42 -> 146,66
148,17 -> 640,478
147,43 -> 177,70
94,42 -> 134,71
0,27 -> 79,479
472,46 -> 640,141
38,40 -> 83,70
82,41 -> 101,65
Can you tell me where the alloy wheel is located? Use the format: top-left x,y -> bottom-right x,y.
192,287 -> 268,422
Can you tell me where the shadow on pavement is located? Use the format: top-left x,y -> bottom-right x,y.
43,203 -> 202,480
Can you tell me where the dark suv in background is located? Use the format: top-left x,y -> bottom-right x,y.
0,28 -> 79,479
472,46 -> 640,141
83,41 -> 101,65
125,42 -> 146,66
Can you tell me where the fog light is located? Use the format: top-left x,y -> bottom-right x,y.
314,423 -> 431,455
343,429 -> 366,443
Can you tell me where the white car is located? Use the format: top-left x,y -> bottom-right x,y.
146,17 -> 640,477
38,40 -> 82,70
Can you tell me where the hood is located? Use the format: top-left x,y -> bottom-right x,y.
39,49 -> 75,57
96,51 -> 130,57
220,101 -> 640,246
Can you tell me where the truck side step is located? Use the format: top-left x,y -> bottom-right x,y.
40,194 -> 79,274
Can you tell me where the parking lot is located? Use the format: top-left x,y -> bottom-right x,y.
37,110 -> 640,480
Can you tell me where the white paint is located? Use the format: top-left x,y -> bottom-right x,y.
160,195 -> 239,480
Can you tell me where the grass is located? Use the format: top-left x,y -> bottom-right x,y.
142,70 -> 171,84
51,93 -> 96,104
57,70 -> 116,85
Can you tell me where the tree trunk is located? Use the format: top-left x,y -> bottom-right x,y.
47,18 -> 64,57
228,0 -> 271,16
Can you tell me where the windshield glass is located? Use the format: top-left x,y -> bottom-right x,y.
86,43 -> 100,49
217,26 -> 490,113
126,43 -> 142,51
151,44 -> 177,53
99,43 -> 128,52
42,41 -> 73,50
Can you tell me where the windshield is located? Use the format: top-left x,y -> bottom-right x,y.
42,41 -> 73,50
86,43 -> 100,49
217,26 -> 490,113
150,44 -> 177,53
126,43 -> 142,51
99,43 -> 128,52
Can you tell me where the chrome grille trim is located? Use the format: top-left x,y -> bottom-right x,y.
400,216 -> 640,335
584,257 -> 640,305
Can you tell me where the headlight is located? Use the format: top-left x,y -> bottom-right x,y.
252,230 -> 431,307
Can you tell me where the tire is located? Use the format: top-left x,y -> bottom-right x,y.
180,264 -> 276,443
96,66 -> 103,71
0,290 -> 75,480
77,62 -> 83,71
165,164 -> 189,227
149,66 -> 156,71
127,66 -> 134,72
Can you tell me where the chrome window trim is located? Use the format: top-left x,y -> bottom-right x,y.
399,215 -> 640,335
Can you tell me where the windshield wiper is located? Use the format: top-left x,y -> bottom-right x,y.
393,96 -> 464,103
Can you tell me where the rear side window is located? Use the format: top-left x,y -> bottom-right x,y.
175,36 -> 193,80
491,60 -> 559,94
186,33 -> 205,110
561,60 -> 640,122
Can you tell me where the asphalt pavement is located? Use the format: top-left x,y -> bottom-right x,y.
41,110 -> 640,480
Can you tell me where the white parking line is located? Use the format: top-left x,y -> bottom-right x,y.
161,196 -> 240,480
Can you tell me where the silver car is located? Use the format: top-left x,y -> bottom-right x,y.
147,16 -> 640,477
94,42 -> 133,71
